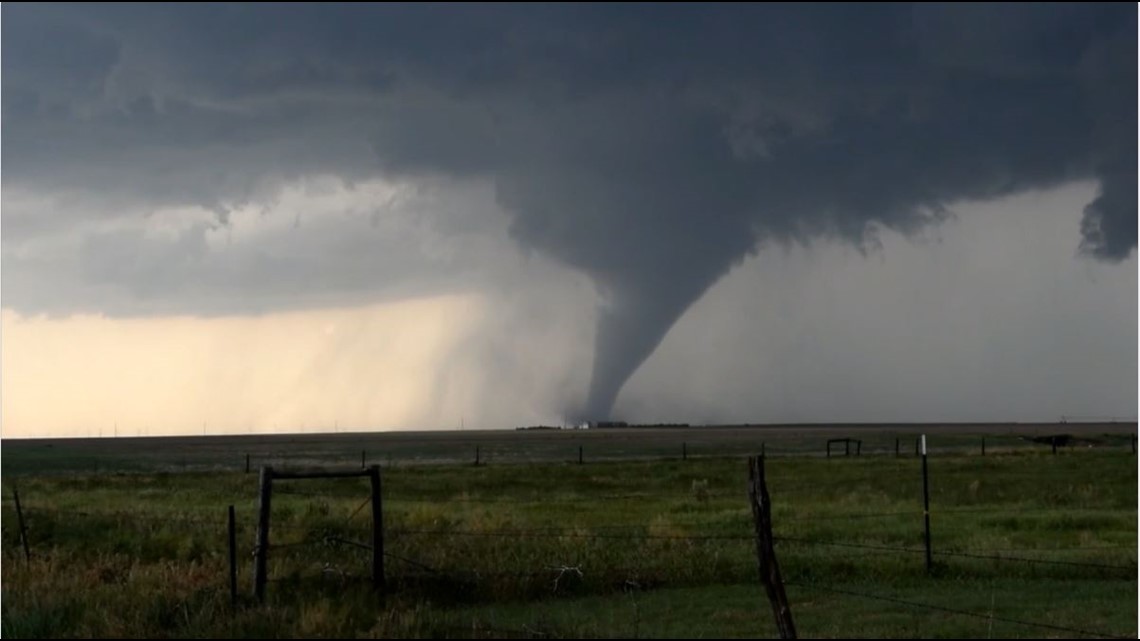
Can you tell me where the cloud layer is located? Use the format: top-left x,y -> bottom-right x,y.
3,4 -> 1135,421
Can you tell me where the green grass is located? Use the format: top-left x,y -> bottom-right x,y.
434,578 -> 1132,639
1,447 -> 1135,638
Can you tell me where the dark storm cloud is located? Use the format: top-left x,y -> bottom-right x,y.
2,3 -> 1135,418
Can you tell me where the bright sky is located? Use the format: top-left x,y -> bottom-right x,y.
1,296 -> 482,437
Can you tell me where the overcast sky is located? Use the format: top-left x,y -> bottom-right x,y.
2,4 -> 1136,437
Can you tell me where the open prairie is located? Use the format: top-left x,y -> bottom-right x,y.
1,423 -> 1136,638
2,421 -> 1134,475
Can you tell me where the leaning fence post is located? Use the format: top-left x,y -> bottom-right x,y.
369,465 -> 385,593
921,435 -> 932,574
253,466 -> 274,602
228,505 -> 237,607
13,487 -> 30,563
748,455 -> 797,639
578,445 -> 583,465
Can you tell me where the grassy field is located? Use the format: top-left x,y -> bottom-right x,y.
1,429 -> 1136,638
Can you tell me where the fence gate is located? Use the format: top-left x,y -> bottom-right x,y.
252,465 -> 384,602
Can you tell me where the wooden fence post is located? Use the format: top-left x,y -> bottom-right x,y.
1052,436 -> 1057,455
895,438 -> 899,457
921,436 -> 932,574
748,455 -> 797,639
253,467 -> 274,602
981,437 -> 985,457
13,487 -> 30,564
228,505 -> 237,607
475,446 -> 480,467
361,450 -> 366,470
683,442 -> 687,461
369,465 -> 385,593
578,445 -> 583,465
245,454 -> 250,474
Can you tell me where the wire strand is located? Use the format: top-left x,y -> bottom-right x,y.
786,580 -> 1127,639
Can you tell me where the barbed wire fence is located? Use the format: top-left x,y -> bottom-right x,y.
3,441 -> 1136,639
5,426 -> 1135,477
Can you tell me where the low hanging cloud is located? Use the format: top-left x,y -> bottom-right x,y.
2,4 -> 1135,421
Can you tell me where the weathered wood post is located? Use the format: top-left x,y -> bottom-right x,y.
361,450 -> 366,470
981,437 -> 986,457
228,505 -> 237,607
245,453 -> 251,474
921,435 -> 932,574
253,466 -> 274,602
895,438 -> 900,457
369,465 -> 385,593
1052,436 -> 1058,455
475,446 -> 480,466
578,445 -> 583,465
13,487 -> 30,563
748,455 -> 796,639
683,442 -> 687,461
